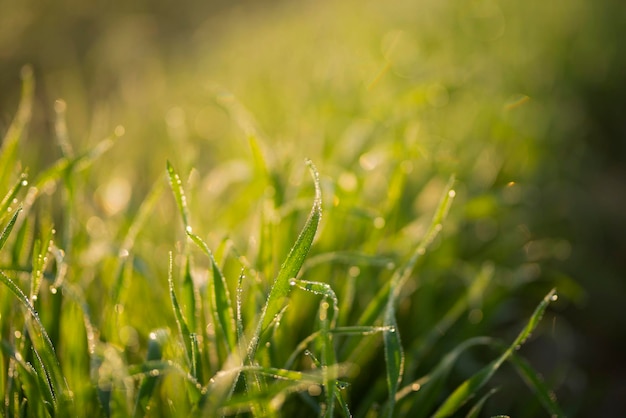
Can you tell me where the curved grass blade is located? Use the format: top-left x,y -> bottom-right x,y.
293,279 -> 339,416
248,159 -> 322,360
0,207 -> 21,251
433,289 -> 557,418
509,352 -> 565,417
396,337 -> 495,418
465,387 -> 499,418
0,341 -> 49,417
284,326 -> 392,370
0,271 -> 72,411
187,232 -> 237,353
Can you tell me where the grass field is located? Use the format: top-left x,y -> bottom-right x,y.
2,0 -> 624,416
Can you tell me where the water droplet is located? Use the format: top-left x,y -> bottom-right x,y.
50,286 -> 58,295
388,326 -> 396,333
289,279 -> 297,287
185,225 -> 193,233
31,295 -> 38,302
119,249 -> 129,258
411,383 -> 421,391
15,352 -> 23,362
149,332 -> 157,340
21,180 -> 28,186
14,330 -> 22,339
149,369 -> 160,377
336,381 -> 349,390
265,342 -> 271,348
448,189 -> 456,198
551,294 -> 558,302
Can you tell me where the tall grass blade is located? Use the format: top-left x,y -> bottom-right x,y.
166,161 -> 191,231
167,253 -> 193,366
356,175 -> 456,330
509,352 -> 565,417
0,66 -> 34,185
187,232 -> 237,353
397,337 -> 494,418
0,174 -> 28,219
433,288 -> 558,418
0,207 -> 21,251
293,279 -> 340,416
133,329 -> 168,417
248,159 -> 322,360
0,271 -> 72,411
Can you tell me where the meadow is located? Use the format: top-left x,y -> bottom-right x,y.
2,0 -> 625,416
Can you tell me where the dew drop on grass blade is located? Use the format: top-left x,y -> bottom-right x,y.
0,271 -> 72,411
187,232 -> 237,354
0,207 -> 21,251
167,252 -> 193,366
0,173 -> 28,217
433,288 -> 558,418
247,159 -> 322,361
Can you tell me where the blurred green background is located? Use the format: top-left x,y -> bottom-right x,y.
1,0 -> 625,415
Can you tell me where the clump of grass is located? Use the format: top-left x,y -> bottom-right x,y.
0,69 -> 564,417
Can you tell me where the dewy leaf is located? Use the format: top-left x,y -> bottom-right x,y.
0,173 -> 28,218
167,253 -> 193,364
0,270 -> 72,410
0,207 -> 21,251
166,161 -> 191,231
433,289 -> 558,418
248,159 -> 322,360
187,231 -> 237,353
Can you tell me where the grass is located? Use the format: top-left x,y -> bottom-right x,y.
0,63 -> 565,417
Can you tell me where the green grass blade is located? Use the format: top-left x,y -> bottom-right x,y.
0,341 -> 49,417
0,270 -> 72,411
509,352 -> 565,417
187,232 -> 237,353
31,345 -> 56,412
248,159 -> 322,360
433,289 -> 557,418
0,174 -> 28,219
0,66 -> 34,186
166,161 -> 191,231
465,387 -> 499,418
356,175 -> 456,329
133,329 -> 168,417
383,307 -> 403,417
294,280 -> 338,416
397,337 -> 495,418
167,253 -> 193,365
111,178 -> 165,306
0,207 -> 21,251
